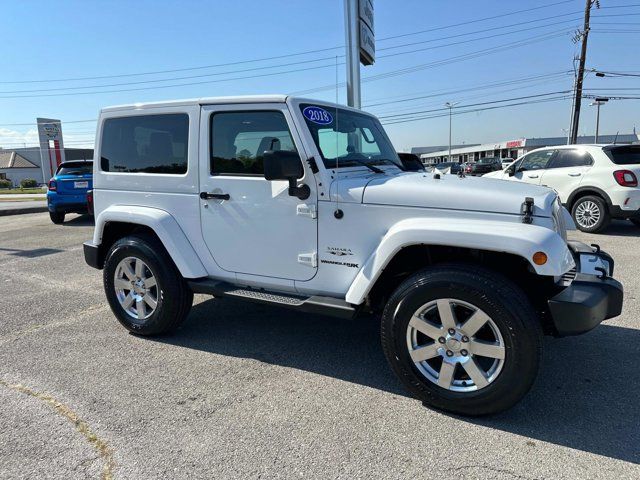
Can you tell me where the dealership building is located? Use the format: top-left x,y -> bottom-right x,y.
0,147 -> 93,186
412,133 -> 640,165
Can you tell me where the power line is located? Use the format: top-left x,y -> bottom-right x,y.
376,0 -> 575,42
293,30 -> 571,95
0,21 -> 579,96
381,96 -> 573,126
377,91 -> 573,120
0,0 -> 580,85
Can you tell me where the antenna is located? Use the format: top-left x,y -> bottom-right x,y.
334,55 -> 343,219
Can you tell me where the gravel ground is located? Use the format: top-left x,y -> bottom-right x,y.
0,213 -> 638,479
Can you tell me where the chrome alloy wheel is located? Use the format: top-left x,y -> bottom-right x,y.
114,257 -> 158,321
406,299 -> 506,392
575,200 -> 601,229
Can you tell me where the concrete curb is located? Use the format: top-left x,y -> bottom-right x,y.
0,206 -> 48,217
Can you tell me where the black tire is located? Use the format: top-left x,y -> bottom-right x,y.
103,234 -> 193,336
381,264 -> 542,416
49,211 -> 65,224
571,195 -> 610,233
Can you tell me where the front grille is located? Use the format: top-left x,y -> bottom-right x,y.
559,267 -> 577,286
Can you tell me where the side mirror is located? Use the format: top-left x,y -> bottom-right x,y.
506,164 -> 516,176
263,150 -> 310,200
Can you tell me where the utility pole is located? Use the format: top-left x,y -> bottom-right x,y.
570,0 -> 599,144
445,102 -> 458,162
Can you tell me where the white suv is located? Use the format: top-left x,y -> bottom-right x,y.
484,144 -> 640,232
83,96 -> 623,415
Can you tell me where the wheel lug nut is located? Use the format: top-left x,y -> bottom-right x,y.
446,350 -> 454,357
438,337 -> 446,344
461,349 -> 468,356
462,336 -> 469,343
448,328 -> 455,335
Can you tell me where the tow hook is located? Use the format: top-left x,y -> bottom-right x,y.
595,266 -> 608,280
521,197 -> 534,224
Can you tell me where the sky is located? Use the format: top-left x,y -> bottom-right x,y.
1,0 -> 638,152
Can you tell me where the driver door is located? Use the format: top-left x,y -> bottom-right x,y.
512,149 -> 555,185
198,104 -> 317,281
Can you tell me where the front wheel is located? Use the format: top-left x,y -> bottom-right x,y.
381,265 -> 542,416
103,234 -> 193,336
571,195 -> 610,233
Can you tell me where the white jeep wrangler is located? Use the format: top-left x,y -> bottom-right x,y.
84,95 -> 623,415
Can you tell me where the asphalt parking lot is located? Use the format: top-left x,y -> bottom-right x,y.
1,213 -> 639,480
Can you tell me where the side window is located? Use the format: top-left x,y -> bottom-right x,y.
518,150 -> 554,171
101,114 -> 189,174
548,150 -> 593,169
210,111 -> 297,175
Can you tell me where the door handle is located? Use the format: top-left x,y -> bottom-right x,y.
200,191 -> 230,200
568,173 -> 581,177
527,174 -> 539,179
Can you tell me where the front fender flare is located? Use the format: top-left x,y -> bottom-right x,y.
345,218 -> 574,305
94,205 -> 207,279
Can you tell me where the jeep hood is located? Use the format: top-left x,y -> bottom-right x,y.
333,172 -> 557,217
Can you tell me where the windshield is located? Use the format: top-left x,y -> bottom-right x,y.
57,162 -> 93,175
299,104 -> 401,169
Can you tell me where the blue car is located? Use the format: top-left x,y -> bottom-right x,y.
47,160 -> 93,224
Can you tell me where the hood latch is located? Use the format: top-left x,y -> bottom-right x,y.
521,197 -> 534,224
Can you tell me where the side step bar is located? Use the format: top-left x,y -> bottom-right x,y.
187,278 -> 356,319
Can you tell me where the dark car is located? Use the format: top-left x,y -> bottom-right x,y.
397,153 -> 426,171
465,156 -> 503,176
435,161 -> 464,174
46,160 -> 93,224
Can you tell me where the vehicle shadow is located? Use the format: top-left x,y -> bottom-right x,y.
159,298 -> 640,464
62,214 -> 94,227
601,219 -> 640,237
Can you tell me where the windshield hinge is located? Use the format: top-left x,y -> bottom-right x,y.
296,204 -> 317,219
298,252 -> 317,268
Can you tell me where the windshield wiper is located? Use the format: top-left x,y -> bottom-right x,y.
344,158 -> 384,173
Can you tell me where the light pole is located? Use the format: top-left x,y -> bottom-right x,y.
589,97 -> 608,143
445,102 -> 459,163
562,128 -> 570,145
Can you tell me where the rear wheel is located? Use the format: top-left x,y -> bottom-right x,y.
103,234 -> 193,336
571,195 -> 610,233
49,211 -> 65,224
381,264 -> 542,416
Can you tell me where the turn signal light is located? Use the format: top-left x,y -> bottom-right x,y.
613,170 -> 638,187
532,252 -> 548,265
48,179 -> 57,191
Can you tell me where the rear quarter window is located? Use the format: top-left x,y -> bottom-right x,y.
605,146 -> 640,165
100,114 -> 189,174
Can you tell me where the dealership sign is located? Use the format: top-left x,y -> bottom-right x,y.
359,0 -> 374,65
37,117 -> 66,179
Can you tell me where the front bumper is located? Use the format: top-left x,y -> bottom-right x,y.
548,241 -> 623,336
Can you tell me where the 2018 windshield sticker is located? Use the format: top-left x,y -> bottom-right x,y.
303,106 -> 333,125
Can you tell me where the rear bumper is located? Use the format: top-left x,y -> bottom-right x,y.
548,241 -> 623,336
47,192 -> 88,214
609,205 -> 640,220
83,241 -> 102,269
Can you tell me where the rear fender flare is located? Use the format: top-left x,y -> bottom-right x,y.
94,205 -> 207,279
